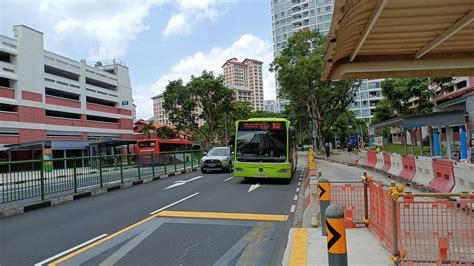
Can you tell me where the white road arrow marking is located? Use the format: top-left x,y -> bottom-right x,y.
248,183 -> 261,192
163,176 -> 203,190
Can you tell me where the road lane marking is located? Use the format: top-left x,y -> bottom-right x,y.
298,182 -> 301,186
224,176 -> 234,182
35,234 -> 108,266
149,192 -> 200,215
248,183 -> 261,192
48,215 -> 159,266
156,211 -> 288,222
290,205 -> 296,213
296,188 -> 300,192
293,195 -> 298,201
289,228 -> 308,266
163,176 -> 203,190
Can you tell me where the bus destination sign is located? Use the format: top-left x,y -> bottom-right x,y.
240,122 -> 285,130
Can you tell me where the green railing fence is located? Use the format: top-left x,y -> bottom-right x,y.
0,150 -> 203,204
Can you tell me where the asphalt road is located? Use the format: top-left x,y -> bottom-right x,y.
0,155 -> 306,266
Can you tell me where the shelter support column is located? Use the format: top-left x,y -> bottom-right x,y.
404,129 -> 408,155
433,128 -> 440,157
428,127 -> 433,156
460,125 -> 468,161
419,127 -> 423,156
446,126 -> 452,159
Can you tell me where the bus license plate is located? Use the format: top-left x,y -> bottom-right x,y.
256,173 -> 266,177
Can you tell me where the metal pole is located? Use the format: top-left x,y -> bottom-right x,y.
183,152 -> 186,170
404,129 -> 408,155
363,172 -> 369,224
428,127 -> 433,157
419,127 -> 423,156
319,178 -> 330,236
40,159 -> 45,200
224,111 -> 228,145
151,152 -> 155,177
390,182 -> 400,265
410,130 -> 415,155
73,157 -> 77,193
137,154 -> 141,180
99,157 -> 103,188
325,204 -> 348,266
174,152 -> 177,172
120,154 -> 124,184
446,126 -> 452,159
191,151 -> 194,169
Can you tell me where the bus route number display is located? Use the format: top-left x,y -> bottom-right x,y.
240,122 -> 285,130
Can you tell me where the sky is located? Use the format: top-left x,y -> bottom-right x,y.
0,0 -> 276,119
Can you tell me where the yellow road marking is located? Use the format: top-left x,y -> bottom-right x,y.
289,228 -> 308,266
48,211 -> 287,265
48,214 -> 158,266
156,211 -> 288,221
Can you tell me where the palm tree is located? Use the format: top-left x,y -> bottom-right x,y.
142,123 -> 156,138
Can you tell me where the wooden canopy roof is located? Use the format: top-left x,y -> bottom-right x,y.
323,0 -> 474,80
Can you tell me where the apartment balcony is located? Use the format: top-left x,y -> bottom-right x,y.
44,73 -> 81,90
0,61 -> 17,80
46,95 -> 81,109
0,86 -> 15,99
0,110 -> 18,121
45,116 -> 83,127
86,102 -> 121,114
0,36 -> 18,55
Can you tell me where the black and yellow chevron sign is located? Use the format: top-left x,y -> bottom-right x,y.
319,182 -> 330,201
326,217 -> 347,254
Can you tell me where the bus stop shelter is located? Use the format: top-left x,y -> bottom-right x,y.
371,110 -> 468,159
322,0 -> 474,161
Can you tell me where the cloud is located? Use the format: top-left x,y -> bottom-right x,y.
134,34 -> 276,119
37,0 -> 165,59
162,0 -> 232,37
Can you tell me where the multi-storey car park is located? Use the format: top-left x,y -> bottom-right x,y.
0,25 -> 134,160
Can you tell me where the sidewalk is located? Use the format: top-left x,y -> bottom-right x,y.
282,227 -> 393,266
316,149 -> 359,165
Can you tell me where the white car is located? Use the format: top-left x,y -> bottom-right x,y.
200,147 -> 233,173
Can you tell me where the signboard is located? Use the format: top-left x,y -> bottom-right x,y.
122,100 -> 129,106
349,135 -> 358,146
368,127 -> 375,136
43,148 -> 54,172
375,136 -> 383,146
239,122 -> 285,131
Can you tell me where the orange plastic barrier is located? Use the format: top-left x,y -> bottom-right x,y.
381,153 -> 391,172
366,151 -> 377,168
330,184 -> 366,228
368,181 -> 395,254
429,158 -> 455,193
398,194 -> 474,265
399,155 -> 416,182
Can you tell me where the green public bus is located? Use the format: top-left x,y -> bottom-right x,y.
233,118 -> 297,180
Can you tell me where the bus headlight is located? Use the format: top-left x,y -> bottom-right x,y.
278,169 -> 290,173
235,167 -> 244,172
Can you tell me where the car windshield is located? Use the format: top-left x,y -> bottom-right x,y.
207,148 -> 229,156
236,122 -> 287,162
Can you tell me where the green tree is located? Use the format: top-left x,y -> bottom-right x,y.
371,99 -> 396,125
155,126 -> 176,139
163,71 -> 233,148
216,101 -> 253,146
380,77 -> 454,117
141,123 -> 156,138
271,30 -> 355,151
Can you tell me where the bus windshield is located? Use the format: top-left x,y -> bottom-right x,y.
138,141 -> 156,148
236,122 -> 287,162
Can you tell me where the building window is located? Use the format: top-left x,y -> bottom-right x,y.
457,80 -> 467,89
